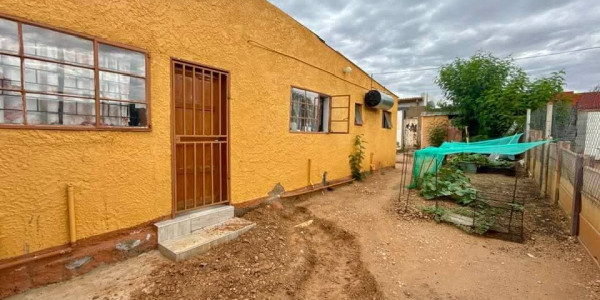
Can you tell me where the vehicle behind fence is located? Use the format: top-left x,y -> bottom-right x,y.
527,100 -> 600,265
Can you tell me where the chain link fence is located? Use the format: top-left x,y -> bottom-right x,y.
530,103 -> 577,143
527,100 -> 600,264
575,111 -> 600,157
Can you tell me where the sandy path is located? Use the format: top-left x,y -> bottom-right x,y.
299,162 -> 600,299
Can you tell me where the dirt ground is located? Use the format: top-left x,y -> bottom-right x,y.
10,154 -> 600,300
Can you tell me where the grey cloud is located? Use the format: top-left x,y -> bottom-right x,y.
268,0 -> 600,100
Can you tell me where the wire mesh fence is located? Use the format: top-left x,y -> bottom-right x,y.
575,111 -> 600,157
530,106 -> 547,132
561,149 -> 577,185
526,102 -> 600,259
583,166 -> 600,199
552,106 -> 578,143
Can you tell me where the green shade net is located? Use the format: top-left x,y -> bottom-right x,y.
440,133 -> 523,148
409,133 -> 548,187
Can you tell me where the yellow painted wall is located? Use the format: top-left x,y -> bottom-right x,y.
0,0 -> 397,259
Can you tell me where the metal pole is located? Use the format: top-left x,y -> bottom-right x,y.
400,151 -> 407,195
404,154 -> 419,212
435,157 -> 439,210
508,169 -> 518,235
525,108 -> 531,173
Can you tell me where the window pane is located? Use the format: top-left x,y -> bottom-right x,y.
289,88 -> 328,132
383,111 -> 392,129
0,55 -> 21,89
355,104 -> 363,125
23,24 -> 93,66
24,59 -> 95,97
290,116 -> 299,131
99,71 -> 145,101
0,91 -> 23,124
291,88 -> 304,119
26,93 -> 95,126
0,18 -> 19,54
100,100 -> 147,127
306,91 -> 318,106
98,43 -> 145,76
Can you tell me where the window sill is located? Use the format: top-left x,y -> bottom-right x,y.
0,124 -> 152,132
289,130 -> 329,134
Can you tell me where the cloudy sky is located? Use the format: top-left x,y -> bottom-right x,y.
268,0 -> 600,101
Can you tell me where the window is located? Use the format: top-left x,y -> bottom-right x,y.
382,111 -> 392,129
354,103 -> 363,125
0,16 -> 149,129
289,87 -> 330,133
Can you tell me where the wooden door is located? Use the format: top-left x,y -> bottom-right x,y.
172,60 -> 229,215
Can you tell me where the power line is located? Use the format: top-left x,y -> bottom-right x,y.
372,46 -> 600,75
512,46 -> 600,60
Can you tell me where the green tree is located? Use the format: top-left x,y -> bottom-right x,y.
436,52 -> 565,138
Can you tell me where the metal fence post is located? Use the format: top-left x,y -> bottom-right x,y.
525,109 -> 531,173
570,154 -> 584,236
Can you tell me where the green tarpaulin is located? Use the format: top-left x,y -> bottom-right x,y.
409,133 -> 547,187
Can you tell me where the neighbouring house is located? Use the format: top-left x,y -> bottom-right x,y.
0,0 -> 398,296
419,111 -> 462,149
574,92 -> 600,156
397,94 -> 426,149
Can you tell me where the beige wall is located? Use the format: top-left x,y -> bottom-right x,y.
419,115 -> 462,148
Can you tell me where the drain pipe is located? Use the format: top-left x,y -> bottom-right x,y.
0,185 -> 76,271
67,184 -> 76,245
308,159 -> 315,188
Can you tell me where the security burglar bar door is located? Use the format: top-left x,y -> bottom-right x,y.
172,60 -> 229,215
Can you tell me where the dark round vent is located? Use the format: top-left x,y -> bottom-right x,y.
365,90 -> 382,108
364,90 -> 394,110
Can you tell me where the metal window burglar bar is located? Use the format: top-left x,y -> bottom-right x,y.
0,14 -> 150,130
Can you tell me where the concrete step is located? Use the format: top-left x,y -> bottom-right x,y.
158,217 -> 255,262
155,205 -> 234,243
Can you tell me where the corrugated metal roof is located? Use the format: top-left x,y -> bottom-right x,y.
577,92 -> 600,110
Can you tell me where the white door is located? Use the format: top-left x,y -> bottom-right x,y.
404,118 -> 418,148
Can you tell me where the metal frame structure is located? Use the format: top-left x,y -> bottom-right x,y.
170,59 -> 230,217
400,153 -> 526,242
0,13 -> 151,131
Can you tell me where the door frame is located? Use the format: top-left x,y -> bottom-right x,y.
169,57 -> 231,218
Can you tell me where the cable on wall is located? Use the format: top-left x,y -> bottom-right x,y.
247,40 -> 396,96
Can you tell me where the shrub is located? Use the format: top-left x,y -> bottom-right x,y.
349,134 -> 366,180
427,120 -> 448,147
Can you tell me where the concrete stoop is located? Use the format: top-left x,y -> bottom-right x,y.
155,205 -> 255,262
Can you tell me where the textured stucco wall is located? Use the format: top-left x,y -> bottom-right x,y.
420,115 -> 449,149
0,0 -> 397,260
